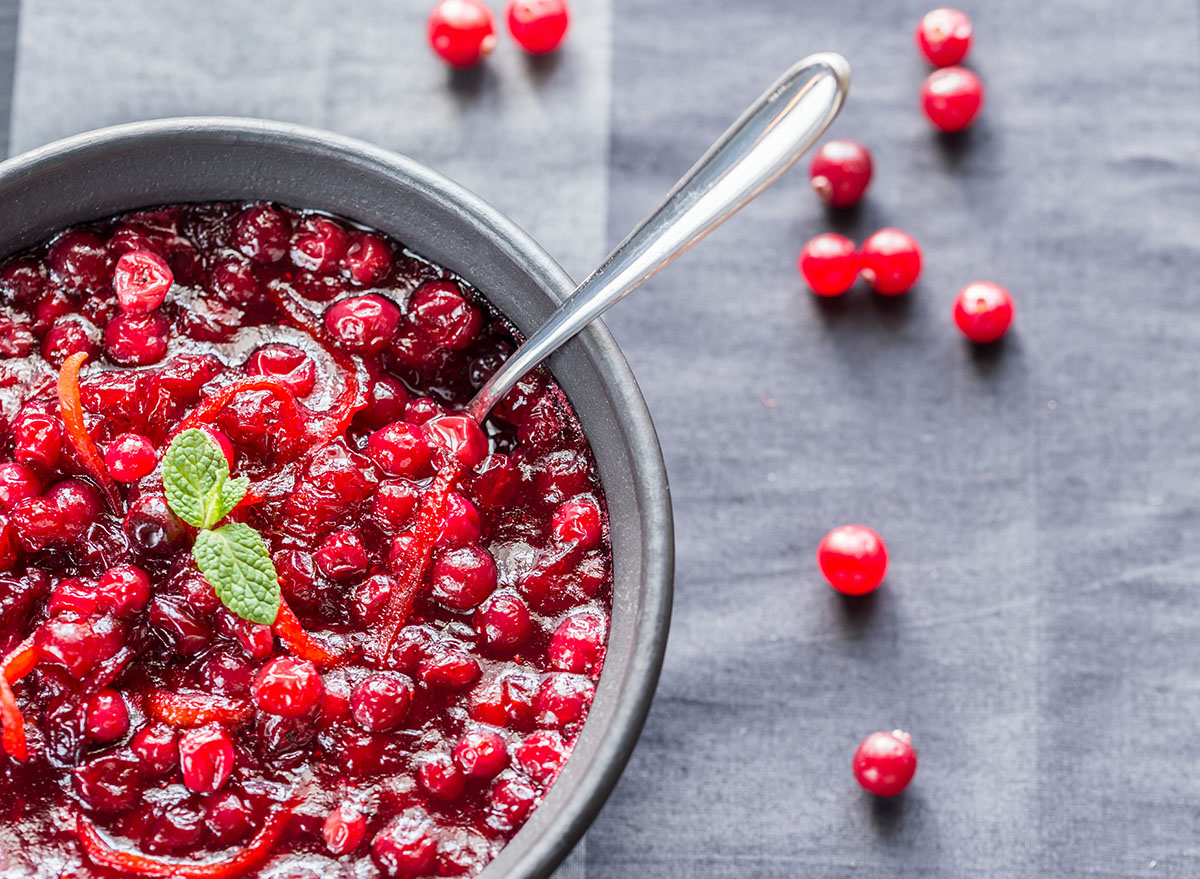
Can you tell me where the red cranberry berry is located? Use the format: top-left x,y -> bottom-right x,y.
853,729 -> 918,796
344,233 -> 393,285
431,545 -> 497,609
0,257 -> 49,304
36,617 -> 115,679
808,140 -> 873,208
551,495 -> 603,549
514,730 -> 568,783
0,519 -> 17,572
953,281 -> 1014,343
41,317 -> 100,368
45,479 -> 102,541
12,411 -> 63,471
403,397 -> 445,425
48,230 -> 113,294
124,495 -> 188,557
104,312 -> 170,365
201,651 -> 256,697
468,671 -> 538,728
507,0 -> 570,54
149,596 -> 212,655
453,730 -> 508,779
247,344 -> 317,396
408,281 -> 482,351
859,228 -> 922,296
436,493 -> 481,547
372,811 -> 438,877
418,646 -> 481,689
205,791 -> 253,845
370,480 -> 419,533
325,294 -> 402,355
84,689 -> 131,742
359,376 -> 410,429
179,724 -> 236,793
234,205 -> 292,264
0,309 -> 36,357
424,415 -> 489,469
915,8 -> 973,67
131,723 -> 178,776
104,433 -> 157,482
10,496 -> 64,552
113,250 -> 173,313
291,216 -> 350,275
324,803 -> 368,856
921,66 -> 984,133
95,564 -> 152,616
350,673 -> 414,732
49,576 -> 98,616
427,0 -> 497,68
314,529 -> 369,581
368,422 -> 433,477
416,750 -> 466,800
208,255 -> 260,306
0,463 -> 41,512
253,657 -> 324,717
535,673 -> 595,727
799,233 -> 859,297
548,610 -> 606,674
475,590 -> 533,651
487,776 -> 537,833
73,750 -> 143,813
816,524 -> 888,596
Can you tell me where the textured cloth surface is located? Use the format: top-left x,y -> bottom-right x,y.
5,1 -> 1200,877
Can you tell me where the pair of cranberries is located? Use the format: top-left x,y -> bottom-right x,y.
916,9 -> 984,132
428,0 -> 570,68
799,229 -> 923,297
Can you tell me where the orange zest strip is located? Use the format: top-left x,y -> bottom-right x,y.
274,599 -> 348,668
368,462 -> 463,666
0,635 -> 38,762
77,799 -> 297,878
146,691 -> 253,728
58,353 -> 120,509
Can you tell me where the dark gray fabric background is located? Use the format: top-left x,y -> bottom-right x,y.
3,1 -> 1199,876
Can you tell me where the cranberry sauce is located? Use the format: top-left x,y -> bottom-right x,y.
0,203 -> 611,878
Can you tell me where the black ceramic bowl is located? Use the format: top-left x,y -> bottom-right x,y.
0,117 -> 673,879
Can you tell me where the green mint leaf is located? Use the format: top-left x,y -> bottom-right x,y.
193,522 -> 281,625
163,428 -> 245,528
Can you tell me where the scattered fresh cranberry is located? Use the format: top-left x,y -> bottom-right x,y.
131,723 -> 178,776
252,657 -> 324,717
0,462 -> 41,512
535,673 -> 594,727
41,317 -> 99,368
315,529 -> 369,581
852,729 -> 918,796
817,524 -> 888,596
921,66 -> 984,132
324,803 -> 368,856
123,494 -> 187,557
859,228 -> 923,295
48,230 -> 113,293
953,281 -> 1014,343
476,589 -> 533,650
514,730 -> 568,783
424,415 -> 489,469
487,776 -> 537,832
179,724 -> 236,793
113,249 -> 173,314
435,493 -> 482,547
798,233 -> 859,297
104,433 -> 157,482
915,8 -> 973,67
808,139 -> 873,208
428,0 -> 497,68
12,411 -> 63,471
507,0 -> 570,54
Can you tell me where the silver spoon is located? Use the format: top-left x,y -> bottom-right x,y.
466,52 -> 851,424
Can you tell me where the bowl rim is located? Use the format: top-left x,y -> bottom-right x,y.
0,117 -> 674,879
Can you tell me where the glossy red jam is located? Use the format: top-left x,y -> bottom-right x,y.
0,203 -> 611,878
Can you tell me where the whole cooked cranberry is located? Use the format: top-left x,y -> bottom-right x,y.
149,595 -> 212,655
10,496 -> 65,552
368,422 -> 433,477
436,493 -> 481,547
344,233 -> 392,285
350,672 -> 414,732
798,233 -> 859,297
291,216 -> 350,275
253,656 -> 324,717
0,308 -> 36,357
256,712 -> 317,759
916,8 -> 973,67
535,673 -> 594,727
408,281 -> 482,350
94,564 -> 151,616
130,723 -> 178,776
12,411 -> 63,471
45,479 -> 102,541
73,749 -> 143,812
325,294 -> 401,354
84,689 -> 131,742
467,670 -> 538,728
178,574 -> 221,616
953,281 -> 1015,343
551,495 -> 603,549
0,463 -> 40,512
417,750 -> 465,800
49,230 -> 113,294
467,453 -> 517,509
207,255 -> 260,306
205,791 -> 253,845
352,574 -> 396,624
518,396 -> 563,451
475,590 -> 532,651
234,205 -> 292,264
224,616 -> 274,661
859,228 -> 922,296
389,328 -> 444,372
424,415 -> 488,469
487,776 -> 537,833
853,729 -> 918,796
104,312 -> 170,365
370,480 -> 419,533
159,353 -> 223,401
179,724 -> 236,793
817,524 -> 888,595
548,610 -> 607,674
358,376 -> 410,429
275,549 -> 321,610
419,646 -> 481,689
921,66 -> 984,132
33,289 -> 74,333
113,250 -> 174,313
0,257 -> 49,304
808,140 -> 873,208
453,729 -> 508,779
507,0 -> 570,54
124,495 -> 188,557
247,344 -> 317,396
514,730 -> 568,783
49,576 -> 98,616
533,450 -> 590,505
324,803 -> 367,855
403,396 -> 445,425
201,651 -> 256,697
41,316 -> 100,367
385,624 -> 437,673
431,545 -> 497,609
142,801 -> 205,853
372,811 -> 438,877
104,433 -> 157,482
314,529 -> 369,581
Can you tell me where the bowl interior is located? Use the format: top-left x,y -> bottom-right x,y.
0,118 -> 673,879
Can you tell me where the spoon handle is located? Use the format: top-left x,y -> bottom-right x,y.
467,52 -> 850,423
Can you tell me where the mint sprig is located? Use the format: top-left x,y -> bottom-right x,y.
162,429 -> 280,625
